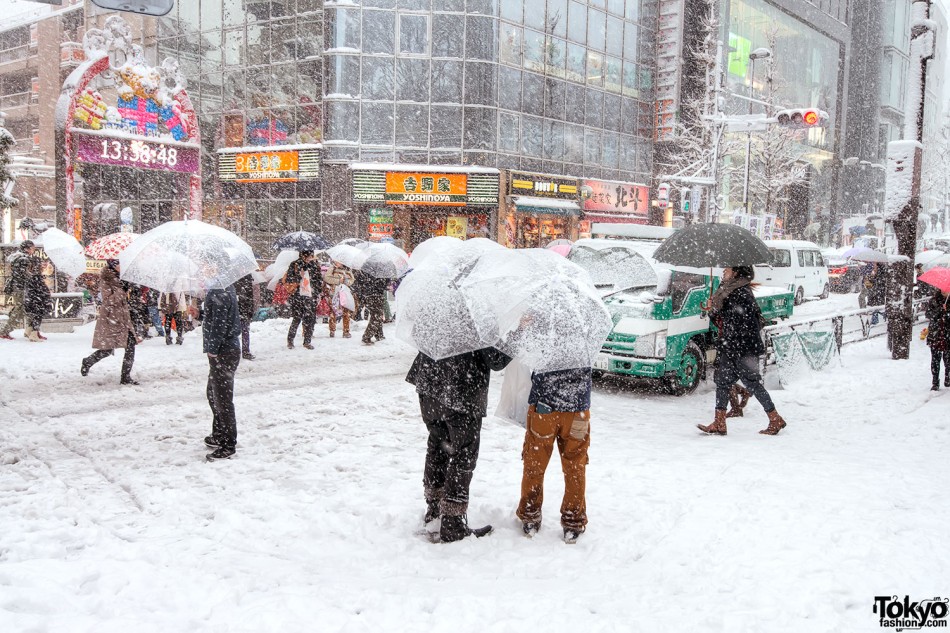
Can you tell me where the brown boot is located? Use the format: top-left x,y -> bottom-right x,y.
759,410 -> 787,435
697,409 -> 728,435
725,385 -> 750,418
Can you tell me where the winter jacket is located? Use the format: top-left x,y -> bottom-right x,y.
234,274 -> 258,321
358,272 -> 389,299
926,294 -> 950,351
710,284 -> 766,359
528,367 -> 593,413
406,348 -> 512,417
323,264 -> 355,292
202,286 -> 242,355
284,258 -> 323,299
867,272 -> 887,307
3,251 -> 31,295
91,266 -> 136,350
23,274 -> 52,318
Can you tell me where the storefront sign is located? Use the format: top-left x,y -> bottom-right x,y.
218,147 -> 320,183
446,216 -> 469,239
385,172 -> 467,205
508,171 -> 579,200
48,293 -> 83,320
582,180 -> 650,217
75,131 -> 199,173
368,208 -> 394,240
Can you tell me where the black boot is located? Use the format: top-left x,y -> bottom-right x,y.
424,500 -> 441,525
80,358 -> 92,377
439,514 -> 492,543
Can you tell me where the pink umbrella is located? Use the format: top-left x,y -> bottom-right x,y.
918,267 -> 950,295
547,243 -> 573,257
85,232 -> 139,260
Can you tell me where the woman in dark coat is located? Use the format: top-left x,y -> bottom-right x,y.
23,257 -> 52,342
925,290 -> 950,390
283,250 -> 322,349
81,260 -> 140,385
698,266 -> 787,436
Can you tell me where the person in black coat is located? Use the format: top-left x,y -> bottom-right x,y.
359,272 -> 390,345
406,347 -> 512,542
234,274 -> 258,360
202,284 -> 243,461
698,266 -> 787,436
283,250 -> 322,349
23,257 -> 52,342
1,240 -> 37,339
925,290 -> 950,390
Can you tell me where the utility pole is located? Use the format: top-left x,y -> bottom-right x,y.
885,0 -> 935,360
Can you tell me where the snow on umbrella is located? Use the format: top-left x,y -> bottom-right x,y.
38,227 -> 87,278
653,223 -> 771,268
844,247 -> 892,263
394,237 -> 508,359
917,267 -> 950,294
85,232 -> 139,260
921,252 -> 950,272
118,220 -> 258,293
916,250 -> 947,268
272,231 -> 330,252
337,237 -> 368,248
358,242 -> 410,279
459,248 -> 612,372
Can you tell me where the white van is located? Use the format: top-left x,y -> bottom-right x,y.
754,240 -> 829,305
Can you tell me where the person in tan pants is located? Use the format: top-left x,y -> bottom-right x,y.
516,367 -> 592,543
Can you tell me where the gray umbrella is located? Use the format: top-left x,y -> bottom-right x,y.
652,223 -> 772,268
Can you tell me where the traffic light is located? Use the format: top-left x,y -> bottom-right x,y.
681,188 -> 691,213
775,108 -> 828,129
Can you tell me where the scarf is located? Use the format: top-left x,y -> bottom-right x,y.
709,277 -> 751,314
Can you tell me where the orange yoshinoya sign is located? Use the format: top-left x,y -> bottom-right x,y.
384,172 -> 467,205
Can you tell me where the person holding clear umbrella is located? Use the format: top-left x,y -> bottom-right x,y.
283,250 -> 322,350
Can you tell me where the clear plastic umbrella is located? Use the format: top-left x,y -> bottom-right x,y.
326,244 -> 369,270
459,249 -> 612,371
38,227 -> 86,278
359,243 -> 409,279
119,220 -> 258,292
265,249 -> 299,291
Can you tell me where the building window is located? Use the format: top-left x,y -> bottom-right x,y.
399,13 -> 429,56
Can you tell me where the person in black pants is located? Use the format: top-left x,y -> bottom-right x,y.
234,273 -> 258,360
202,284 -> 243,461
406,347 -> 512,542
925,290 -> 950,390
283,250 -> 322,350
360,272 -> 390,345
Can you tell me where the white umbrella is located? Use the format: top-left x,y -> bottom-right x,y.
119,220 -> 258,293
460,249 -> 612,372
844,247 -> 891,264
358,243 -> 409,279
408,236 -> 464,268
918,251 -> 950,271
265,249 -> 299,291
38,227 -> 87,278
326,244 -> 368,270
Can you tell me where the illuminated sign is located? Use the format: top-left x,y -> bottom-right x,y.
508,171 -> 579,199
385,172 -> 467,206
74,130 -> 199,173
582,179 -> 650,217
218,148 -> 320,183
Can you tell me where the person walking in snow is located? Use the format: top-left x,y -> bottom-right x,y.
925,290 -> 950,391
234,273 -> 258,360
0,240 -> 38,341
698,265 -> 788,436
159,291 -> 186,345
406,347 -> 512,543
359,271 -> 389,345
516,367 -> 592,543
22,257 -> 52,343
80,259 -> 141,385
323,260 -> 354,338
202,283 -> 243,461
283,250 -> 322,349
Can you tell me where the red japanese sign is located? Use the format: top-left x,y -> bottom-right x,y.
582,180 -> 650,217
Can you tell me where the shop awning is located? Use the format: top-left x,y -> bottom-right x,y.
583,211 -> 648,224
511,196 -> 581,217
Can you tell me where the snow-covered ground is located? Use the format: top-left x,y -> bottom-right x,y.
1,296 -> 947,632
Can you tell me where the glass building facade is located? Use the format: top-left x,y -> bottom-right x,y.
150,0 -> 657,251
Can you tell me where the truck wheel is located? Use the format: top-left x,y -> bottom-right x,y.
794,287 -> 804,305
819,283 -> 829,300
667,340 -> 704,396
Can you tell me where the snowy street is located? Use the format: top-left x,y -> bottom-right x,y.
1,300 -> 947,632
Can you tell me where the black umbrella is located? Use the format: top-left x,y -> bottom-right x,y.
653,223 -> 772,268
272,231 -> 330,252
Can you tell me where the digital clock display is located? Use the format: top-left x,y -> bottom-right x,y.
75,132 -> 200,174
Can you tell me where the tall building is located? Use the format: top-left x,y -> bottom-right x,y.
148,0 -> 659,253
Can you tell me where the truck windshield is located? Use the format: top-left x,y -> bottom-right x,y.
568,246 -> 657,295
604,288 -> 658,322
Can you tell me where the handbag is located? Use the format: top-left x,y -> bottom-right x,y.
316,295 -> 331,317
272,282 -> 290,305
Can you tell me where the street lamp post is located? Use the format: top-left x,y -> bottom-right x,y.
741,48 -> 772,214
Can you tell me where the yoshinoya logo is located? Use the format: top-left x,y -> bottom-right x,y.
874,596 -> 949,630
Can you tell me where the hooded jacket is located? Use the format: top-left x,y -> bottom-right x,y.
202,286 -> 242,355
3,251 -> 31,294
406,348 -> 512,418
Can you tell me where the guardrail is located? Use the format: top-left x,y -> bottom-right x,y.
762,298 -> 930,366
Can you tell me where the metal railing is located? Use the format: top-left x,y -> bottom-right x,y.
0,91 -> 31,109
762,299 -> 930,366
